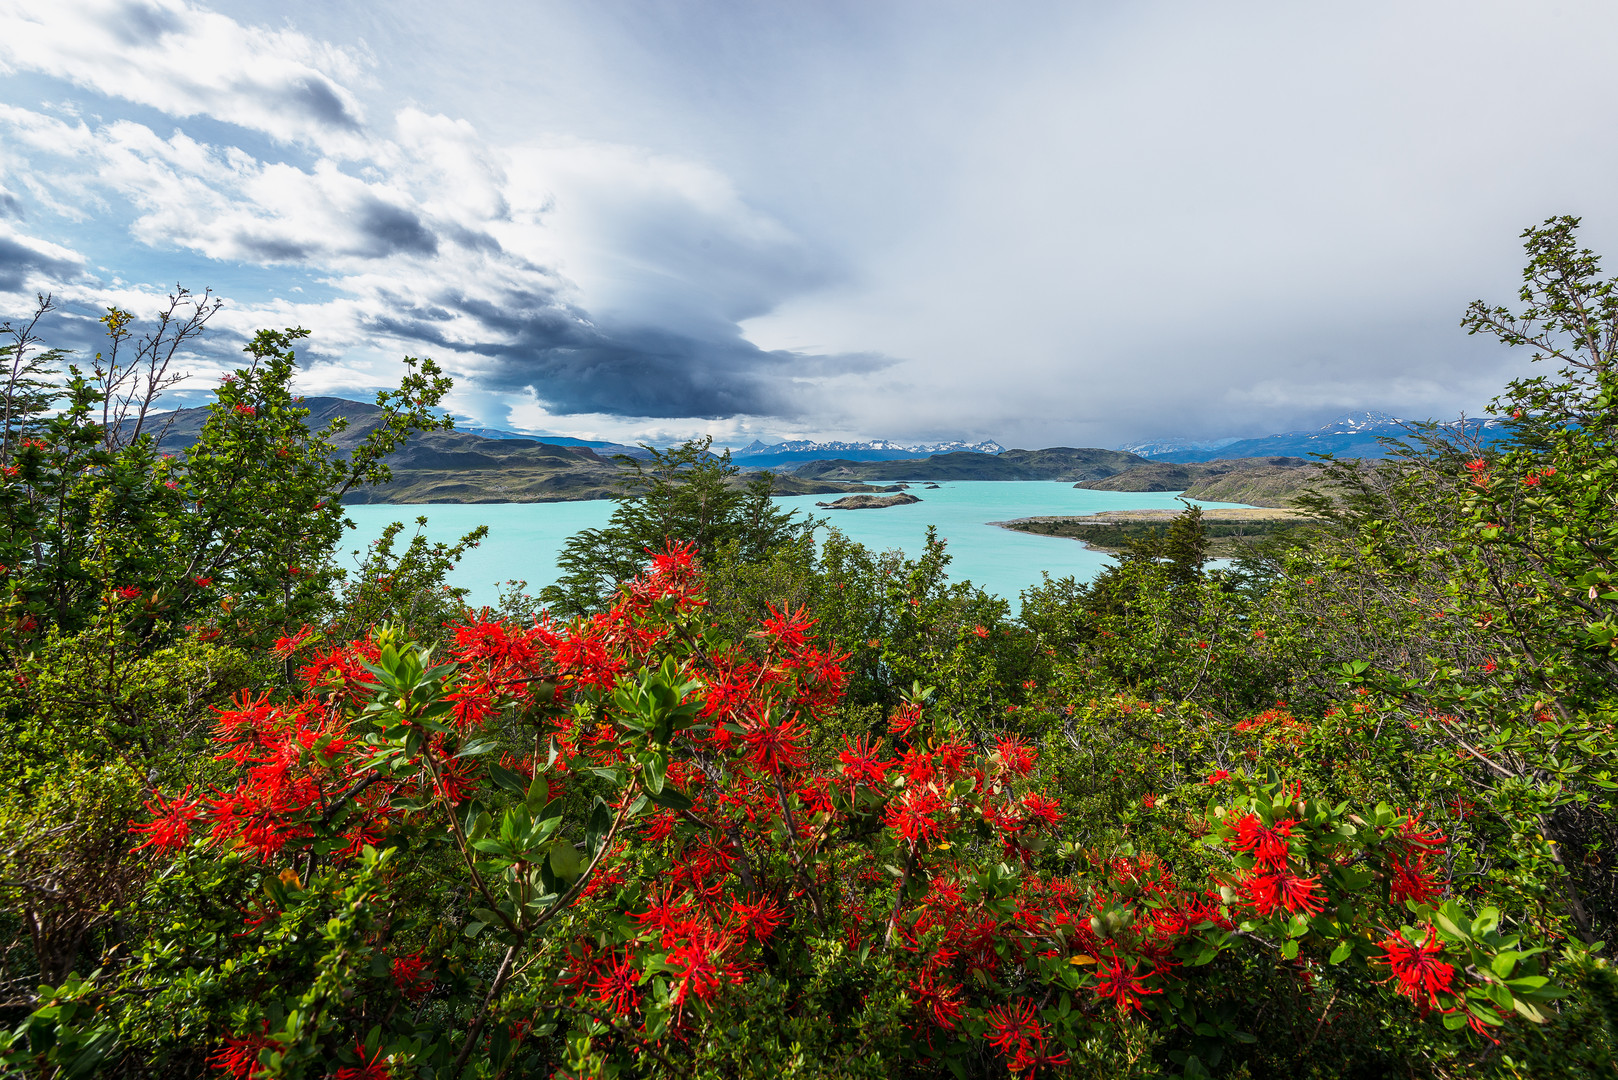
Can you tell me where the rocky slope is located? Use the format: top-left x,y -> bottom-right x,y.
1074,456 -> 1324,508
135,398 -> 892,504
792,447 -> 1148,482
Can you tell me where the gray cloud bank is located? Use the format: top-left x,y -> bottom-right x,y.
6,0 -> 1618,445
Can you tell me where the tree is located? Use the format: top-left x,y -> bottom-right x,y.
541,437 -> 811,614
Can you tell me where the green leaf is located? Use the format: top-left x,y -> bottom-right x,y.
585,797 -> 614,857
1512,998 -> 1549,1024
1329,941 -> 1353,965
549,842 -> 584,882
526,773 -> 550,813
487,763 -> 528,795
645,786 -> 694,812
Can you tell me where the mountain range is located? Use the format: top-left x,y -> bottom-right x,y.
729,438 -> 1006,468
1119,411 -> 1506,463
123,398 -> 1513,506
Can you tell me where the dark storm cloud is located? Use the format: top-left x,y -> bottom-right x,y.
280,75 -> 364,132
106,0 -> 183,46
224,199 -> 439,263
363,287 -> 887,419
352,198 -> 438,257
0,236 -> 82,291
229,231 -> 315,263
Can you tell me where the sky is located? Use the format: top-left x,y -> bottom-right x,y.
3,0 -> 1618,449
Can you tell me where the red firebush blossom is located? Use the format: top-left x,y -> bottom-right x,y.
995,735 -> 1037,776
1228,814 -> 1297,869
1239,869 -> 1326,916
125,541 -> 1552,1070
837,734 -> 891,789
1092,953 -> 1160,1014
390,952 -> 432,1002
740,709 -> 810,774
729,894 -> 787,941
210,1025 -> 278,1080
589,951 -> 642,1015
1389,853 -> 1446,906
984,998 -> 1068,1074
1376,927 -> 1457,1010
908,967 -> 965,1032
129,787 -> 203,852
334,1043 -> 391,1080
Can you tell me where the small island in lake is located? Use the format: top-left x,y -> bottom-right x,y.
993,507 -> 1316,554
816,492 -> 923,510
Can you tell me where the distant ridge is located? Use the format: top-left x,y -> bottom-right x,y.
453,425 -> 650,459
1120,411 -> 1506,463
732,437 -> 1004,468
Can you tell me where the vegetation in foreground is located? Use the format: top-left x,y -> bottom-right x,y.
1,217 -> 1616,1079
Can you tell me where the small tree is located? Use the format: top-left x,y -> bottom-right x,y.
542,437 -> 811,614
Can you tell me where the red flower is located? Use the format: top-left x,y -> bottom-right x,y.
739,709 -> 809,774
837,734 -> 890,789
664,927 -> 736,1018
335,1043 -> 391,1080
1142,793 -> 1157,809
1092,952 -> 1159,1014
234,403 -> 257,417
130,787 -> 202,851
1239,869 -> 1325,916
210,1024 -> 277,1079
115,585 -> 141,600
1020,792 -> 1064,827
983,998 -> 1067,1073
985,998 -> 1040,1055
889,702 -> 923,737
587,950 -> 641,1014
886,788 -> 947,849
1228,814 -> 1296,869
907,968 -> 964,1030
995,735 -> 1037,776
1375,926 -> 1456,1009
971,625 -> 990,638
1388,853 -> 1445,906
391,952 -> 432,1001
759,603 -> 815,649
1206,769 -> 1231,785
192,576 -> 213,587
729,894 -> 787,941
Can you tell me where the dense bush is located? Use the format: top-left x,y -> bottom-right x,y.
2,218 -> 1617,1079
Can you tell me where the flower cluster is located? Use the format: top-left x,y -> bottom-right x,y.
129,545 -> 1554,1075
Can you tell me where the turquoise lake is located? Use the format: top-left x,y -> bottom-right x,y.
340,482 -> 1252,609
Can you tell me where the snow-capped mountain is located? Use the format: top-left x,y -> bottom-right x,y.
1123,412 -> 1502,463
1316,410 -> 1402,434
730,438 -> 1005,467
1116,436 -> 1244,458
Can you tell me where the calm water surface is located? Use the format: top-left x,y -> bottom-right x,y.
341,482 -> 1252,609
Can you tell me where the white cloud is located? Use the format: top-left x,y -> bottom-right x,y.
9,0 -> 1618,446
0,0 -> 372,153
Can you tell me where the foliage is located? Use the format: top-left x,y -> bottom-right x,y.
7,219 -> 1618,1079
8,547 -> 1578,1079
541,438 -> 811,616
